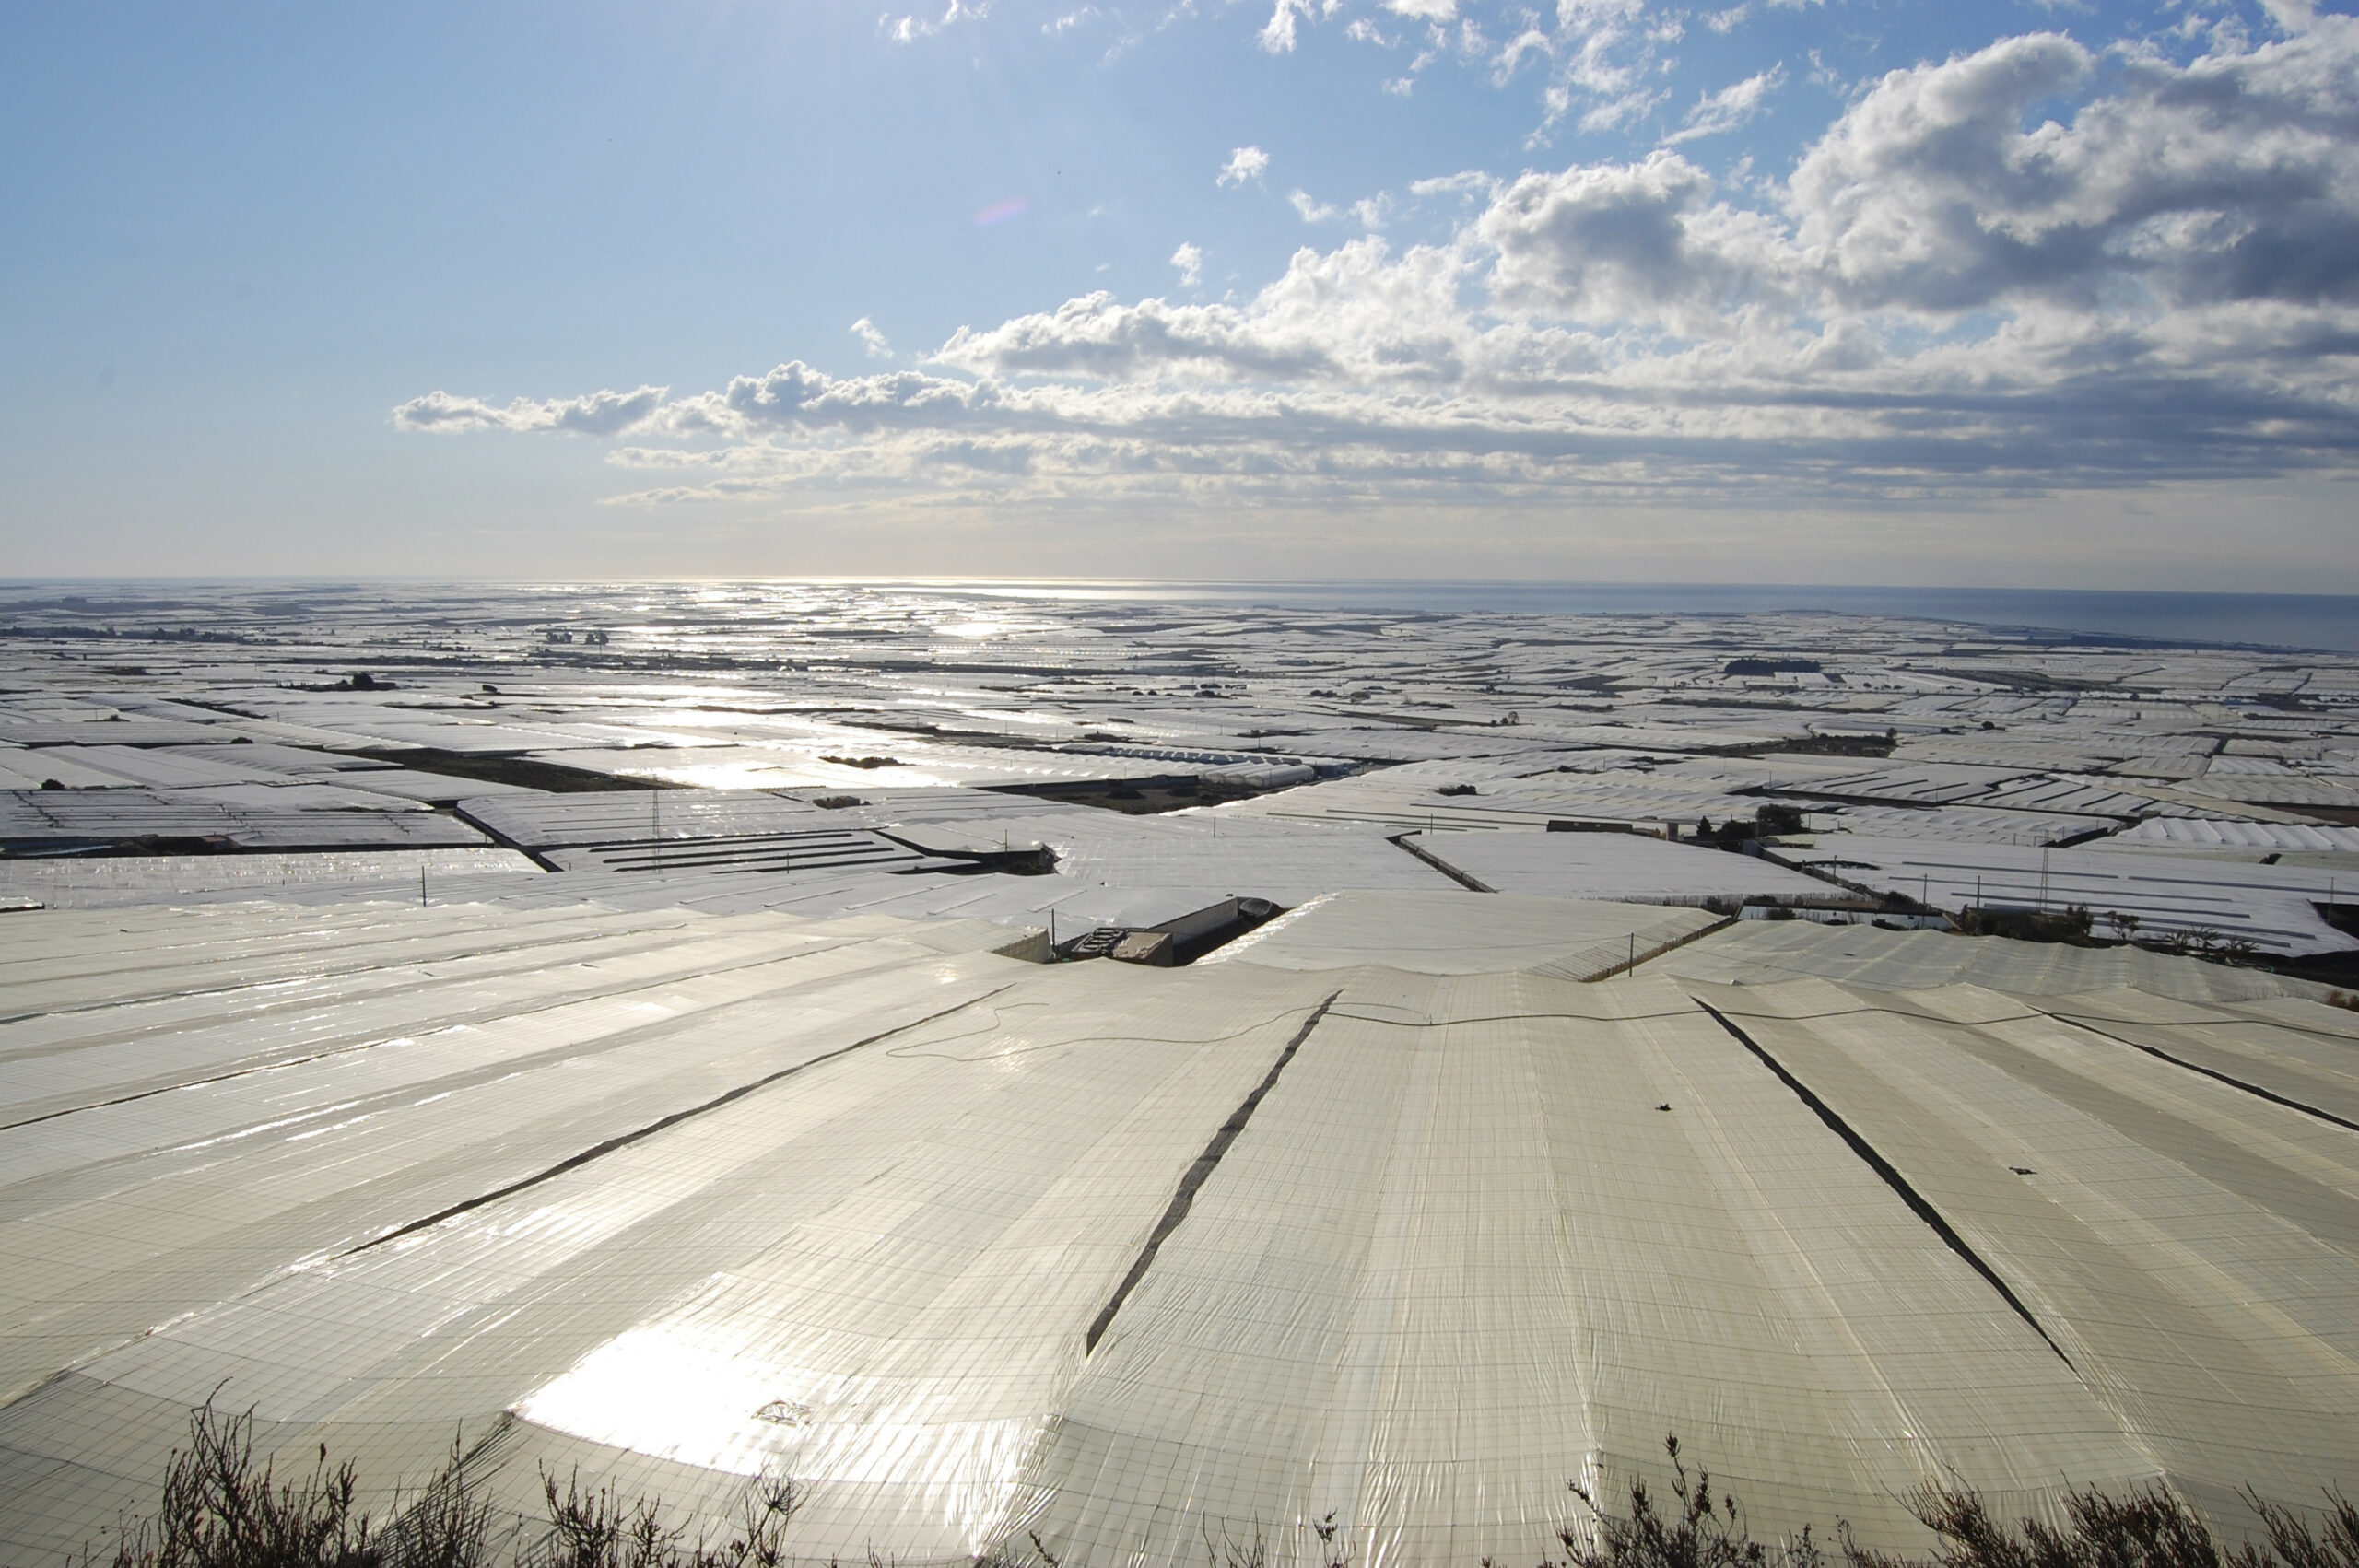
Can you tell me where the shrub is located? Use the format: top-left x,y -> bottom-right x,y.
1559,1436 -> 1823,1568
1559,1438 -> 2359,1568
80,1410 -> 2359,1568
98,1400 -> 390,1568
92,1401 -> 794,1568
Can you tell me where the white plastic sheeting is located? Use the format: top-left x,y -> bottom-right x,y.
1208,890 -> 1720,979
0,903 -> 1044,1411
4,899 -> 2359,1566
539,830 -> 954,878
0,848 -> 539,906
2103,818 -> 2359,855
458,790 -> 828,848
1771,837 -> 2357,955
1402,830 -> 1830,903
1690,977 -> 2359,1527
1656,920 -> 2336,1003
0,789 -> 492,850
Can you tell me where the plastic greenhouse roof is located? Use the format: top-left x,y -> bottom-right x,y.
4,900 -> 2355,1564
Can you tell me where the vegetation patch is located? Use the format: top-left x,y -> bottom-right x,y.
75,1411 -> 2359,1568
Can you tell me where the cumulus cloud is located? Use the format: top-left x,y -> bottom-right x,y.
1478,152 -> 1792,328
1789,21 -> 2359,312
401,22 -> 2359,513
1217,146 -> 1271,186
851,318 -> 893,359
1171,242 -> 1204,287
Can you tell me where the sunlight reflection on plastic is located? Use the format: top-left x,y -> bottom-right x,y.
517,1322 -> 1045,1554
518,1326 -> 810,1476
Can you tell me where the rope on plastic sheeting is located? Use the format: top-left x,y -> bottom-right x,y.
1086,990 -> 1343,1354
345,982 -> 1020,1255
1694,998 -> 2079,1371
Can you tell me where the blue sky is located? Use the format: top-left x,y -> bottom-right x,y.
4,0 -> 2355,586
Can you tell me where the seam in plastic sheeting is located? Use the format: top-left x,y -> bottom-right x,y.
347,983 -> 1018,1254
1086,990 -> 1343,1353
1693,997 -> 2078,1370
2049,1012 -> 2359,1134
1387,833 -> 1496,892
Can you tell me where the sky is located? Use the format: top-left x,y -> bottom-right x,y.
3,0 -> 2356,588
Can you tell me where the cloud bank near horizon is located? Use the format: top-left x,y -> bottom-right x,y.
396,16 -> 2359,515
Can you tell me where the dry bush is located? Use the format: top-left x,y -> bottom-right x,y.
1559,1439 -> 2359,1568
84,1410 -> 2359,1568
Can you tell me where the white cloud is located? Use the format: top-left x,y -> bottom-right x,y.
1232,0 -> 1810,148
393,386 -> 665,436
1665,65 -> 1784,144
1171,242 -> 1205,288
1217,146 -> 1272,186
1258,0 -> 1314,53
1290,189 -> 1342,221
1789,21 -> 2359,313
851,318 -> 894,359
881,0 -> 988,44
1410,170 -> 1498,200
402,23 -> 2359,515
1501,0 -> 1669,139
1478,151 -> 1793,328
